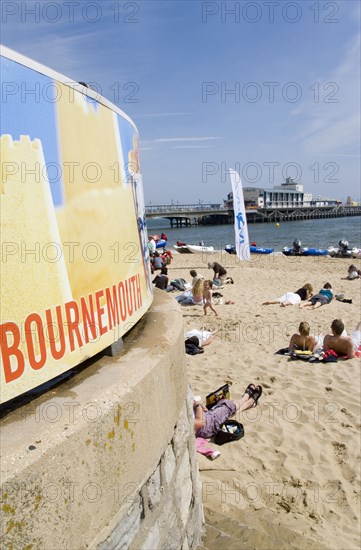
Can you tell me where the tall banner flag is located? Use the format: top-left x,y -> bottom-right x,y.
229,168 -> 251,261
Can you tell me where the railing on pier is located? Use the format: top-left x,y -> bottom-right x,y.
145,204 -> 224,214
144,203 -> 361,227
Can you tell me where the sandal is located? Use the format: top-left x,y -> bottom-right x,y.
250,385 -> 263,405
244,384 -> 255,397
225,300 -> 235,305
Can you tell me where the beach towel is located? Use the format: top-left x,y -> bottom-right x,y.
196,437 -> 221,459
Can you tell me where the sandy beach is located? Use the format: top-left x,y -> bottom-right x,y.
167,251 -> 360,549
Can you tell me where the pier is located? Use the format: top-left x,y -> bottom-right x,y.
145,203 -> 361,227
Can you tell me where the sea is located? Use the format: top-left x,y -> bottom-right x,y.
147,216 -> 361,252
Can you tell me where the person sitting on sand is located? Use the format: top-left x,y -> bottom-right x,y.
152,251 -> 163,271
190,269 -> 204,286
207,262 -> 233,285
152,267 -> 169,290
343,265 -> 360,280
288,321 -> 317,352
194,384 -> 262,439
299,282 -> 333,310
323,319 -> 361,359
203,280 -> 218,317
176,278 -> 204,306
263,283 -> 313,307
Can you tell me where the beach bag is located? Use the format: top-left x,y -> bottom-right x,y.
214,420 -> 244,445
206,383 -> 230,410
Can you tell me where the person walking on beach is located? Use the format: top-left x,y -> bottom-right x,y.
323,319 -> 361,359
203,280 -> 218,316
299,283 -> 333,310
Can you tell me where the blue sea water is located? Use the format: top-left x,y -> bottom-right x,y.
147,216 -> 361,252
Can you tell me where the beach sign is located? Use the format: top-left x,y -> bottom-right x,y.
229,168 -> 251,261
0,47 -> 153,404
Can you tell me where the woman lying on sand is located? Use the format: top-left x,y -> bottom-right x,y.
194,384 -> 262,439
263,283 -> 313,307
299,282 -> 333,310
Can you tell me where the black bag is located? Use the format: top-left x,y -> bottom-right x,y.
214,420 -> 244,445
185,336 -> 204,356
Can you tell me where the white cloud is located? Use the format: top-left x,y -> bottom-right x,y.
155,137 -> 223,143
171,145 -> 217,149
136,112 -> 192,118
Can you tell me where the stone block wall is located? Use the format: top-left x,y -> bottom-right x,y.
99,391 -> 203,550
0,291 -> 203,549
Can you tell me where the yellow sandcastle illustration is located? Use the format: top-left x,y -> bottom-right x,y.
0,134 -> 72,323
55,82 -> 148,302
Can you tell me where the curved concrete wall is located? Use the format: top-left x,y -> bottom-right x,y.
0,290 -> 203,549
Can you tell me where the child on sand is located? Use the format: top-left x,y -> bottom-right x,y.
288,322 -> 317,352
203,280 -> 218,316
299,283 -> 333,310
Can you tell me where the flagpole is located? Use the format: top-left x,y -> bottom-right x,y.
229,168 -> 251,261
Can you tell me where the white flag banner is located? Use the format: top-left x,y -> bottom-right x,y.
229,168 -> 251,261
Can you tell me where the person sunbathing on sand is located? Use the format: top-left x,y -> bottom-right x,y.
263,283 -> 313,307
194,384 -> 262,439
288,321 -> 317,352
299,282 -> 333,310
323,319 -> 361,359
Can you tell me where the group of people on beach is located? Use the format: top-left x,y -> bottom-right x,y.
262,281 -> 336,310
151,244 -> 359,449
288,319 -> 361,359
153,259 -> 234,316
261,264 -> 360,358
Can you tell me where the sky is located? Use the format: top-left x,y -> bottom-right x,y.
1,0 -> 360,205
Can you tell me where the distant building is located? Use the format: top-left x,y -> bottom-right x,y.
346,196 -> 359,206
224,178 -> 338,209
